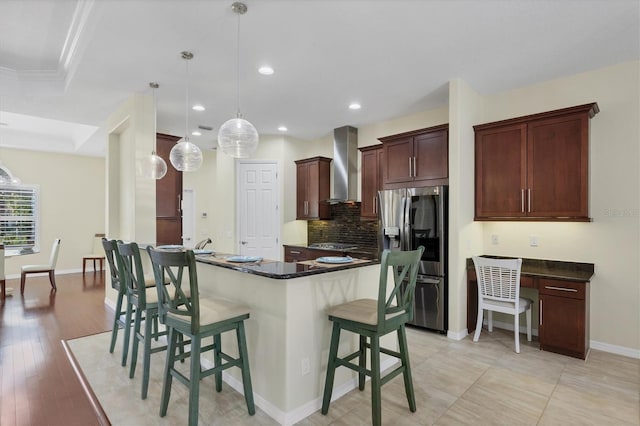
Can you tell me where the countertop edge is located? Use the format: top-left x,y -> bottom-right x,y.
466,256 -> 595,282
196,255 -> 379,279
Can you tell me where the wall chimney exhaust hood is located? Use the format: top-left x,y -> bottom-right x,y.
329,126 -> 358,203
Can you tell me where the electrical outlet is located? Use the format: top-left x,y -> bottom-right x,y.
491,234 -> 499,245
301,357 -> 311,376
530,235 -> 539,247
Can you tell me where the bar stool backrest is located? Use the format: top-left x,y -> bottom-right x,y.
378,246 -> 424,329
116,242 -> 148,306
147,247 -> 200,333
102,238 -> 122,292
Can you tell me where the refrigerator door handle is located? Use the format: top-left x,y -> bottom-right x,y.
401,193 -> 411,251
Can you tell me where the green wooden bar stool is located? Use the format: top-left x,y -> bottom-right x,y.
147,246 -> 255,426
321,246 -> 424,426
115,241 -> 171,399
103,238 -> 133,367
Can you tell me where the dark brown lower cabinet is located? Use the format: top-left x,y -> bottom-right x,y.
539,278 -> 589,359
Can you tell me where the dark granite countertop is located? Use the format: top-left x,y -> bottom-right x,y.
196,253 -> 379,280
466,255 -> 595,282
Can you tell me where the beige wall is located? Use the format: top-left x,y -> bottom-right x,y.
476,61 -> 640,352
1,148 -> 105,277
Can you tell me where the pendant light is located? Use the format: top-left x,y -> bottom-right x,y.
218,2 -> 259,158
140,82 -> 168,180
170,51 -> 203,172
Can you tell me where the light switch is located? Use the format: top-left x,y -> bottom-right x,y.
491,234 -> 499,245
530,235 -> 539,247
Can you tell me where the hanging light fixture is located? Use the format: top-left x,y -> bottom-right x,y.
170,51 -> 203,171
140,82 -> 168,180
218,2 -> 259,158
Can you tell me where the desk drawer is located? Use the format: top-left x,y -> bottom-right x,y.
539,278 -> 585,300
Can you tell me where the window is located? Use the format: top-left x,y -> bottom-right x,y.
0,178 -> 39,251
0,165 -> 40,251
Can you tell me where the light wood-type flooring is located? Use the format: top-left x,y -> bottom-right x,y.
2,271 -> 639,425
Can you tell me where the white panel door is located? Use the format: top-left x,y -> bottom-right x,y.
238,162 -> 280,260
181,188 -> 195,248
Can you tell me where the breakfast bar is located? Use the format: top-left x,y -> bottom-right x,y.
194,254 -> 392,426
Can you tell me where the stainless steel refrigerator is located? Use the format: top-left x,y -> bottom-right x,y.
378,185 -> 448,333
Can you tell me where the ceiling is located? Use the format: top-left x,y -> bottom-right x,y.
0,0 -> 638,157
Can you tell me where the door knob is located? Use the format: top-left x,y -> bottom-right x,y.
241,241 -> 248,245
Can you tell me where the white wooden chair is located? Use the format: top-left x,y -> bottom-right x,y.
21,239 -> 61,295
83,233 -> 106,274
472,256 -> 532,353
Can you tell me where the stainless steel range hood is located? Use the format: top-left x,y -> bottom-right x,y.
330,126 -> 358,203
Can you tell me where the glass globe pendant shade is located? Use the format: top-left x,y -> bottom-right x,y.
141,152 -> 168,179
169,139 -> 203,171
217,117 -> 259,158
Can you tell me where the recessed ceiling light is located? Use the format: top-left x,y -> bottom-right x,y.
349,102 -> 361,110
258,66 -> 274,75
192,105 -> 205,111
278,126 -> 288,132
191,131 -> 202,136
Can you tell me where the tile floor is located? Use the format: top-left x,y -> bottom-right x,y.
67,324 -> 640,425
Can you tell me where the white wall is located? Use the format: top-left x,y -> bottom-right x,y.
1,148 -> 105,277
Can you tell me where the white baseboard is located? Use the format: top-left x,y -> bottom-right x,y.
473,319 -> 640,360
207,357 -> 398,426
590,340 -> 640,359
447,328 -> 469,341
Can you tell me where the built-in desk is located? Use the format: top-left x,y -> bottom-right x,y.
467,256 -> 595,359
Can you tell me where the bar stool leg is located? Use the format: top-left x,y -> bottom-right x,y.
214,333 -> 222,392
237,321 -> 255,415
321,322 -> 341,414
160,328 -> 177,417
358,335 -> 367,390
188,335 -> 201,426
129,306 -> 143,376
370,335 -> 382,426
398,325 -> 416,411
140,310 -> 155,399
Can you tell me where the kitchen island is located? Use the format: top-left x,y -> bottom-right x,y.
194,254 -> 392,426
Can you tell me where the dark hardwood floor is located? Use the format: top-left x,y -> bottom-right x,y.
0,271 -> 111,426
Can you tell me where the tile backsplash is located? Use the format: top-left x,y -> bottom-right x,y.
307,202 -> 378,249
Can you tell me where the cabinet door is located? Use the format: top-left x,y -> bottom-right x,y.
306,161 -> 320,218
156,133 -> 183,245
527,113 -> 589,218
414,129 -> 448,183
296,162 -> 309,219
539,279 -> 587,359
295,158 -> 331,220
360,146 -> 383,218
383,137 -> 413,185
475,124 -> 527,219
539,294 -> 586,358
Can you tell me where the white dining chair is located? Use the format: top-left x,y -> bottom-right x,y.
82,233 -> 106,274
21,239 -> 61,295
472,256 -> 532,353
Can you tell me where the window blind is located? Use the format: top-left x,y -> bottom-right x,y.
0,184 -> 39,250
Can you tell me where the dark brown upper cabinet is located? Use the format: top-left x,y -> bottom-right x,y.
295,156 -> 331,220
474,103 -> 599,221
379,124 -> 449,189
359,144 -> 384,219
